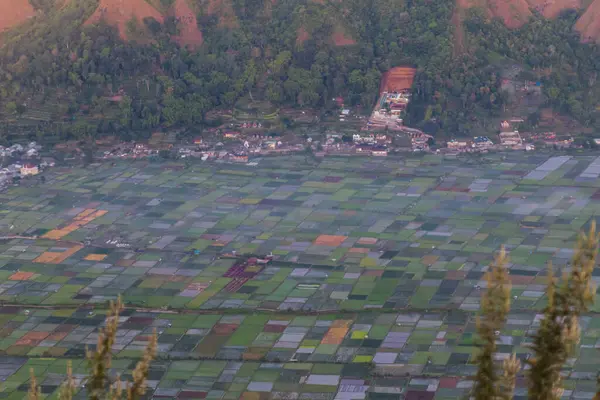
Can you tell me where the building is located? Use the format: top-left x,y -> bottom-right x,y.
499,131 -> 522,147
230,153 -> 249,163
356,144 -> 372,154
353,134 -> 375,144
224,131 -> 241,139
447,140 -> 468,149
21,164 -> 39,176
371,146 -> 388,156
375,134 -> 392,144
472,136 -> 493,149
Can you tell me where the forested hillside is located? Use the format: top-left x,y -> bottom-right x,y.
0,0 -> 600,140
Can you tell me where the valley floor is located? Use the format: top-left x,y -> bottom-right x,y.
1,153 -> 600,398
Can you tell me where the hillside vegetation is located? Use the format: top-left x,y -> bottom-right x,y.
0,0 -> 599,140
458,0 -> 598,32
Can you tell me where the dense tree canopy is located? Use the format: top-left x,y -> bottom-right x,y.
0,0 -> 599,141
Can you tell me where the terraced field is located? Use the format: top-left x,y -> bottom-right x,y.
2,153 -> 600,398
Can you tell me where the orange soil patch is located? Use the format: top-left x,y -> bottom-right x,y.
9,271 -> 35,281
314,234 -> 348,246
321,320 -> 352,345
458,0 -> 530,28
459,0 -> 581,28
331,319 -> 352,328
296,26 -> 309,46
85,254 -> 107,261
20,331 -> 50,341
204,0 -> 238,28
241,392 -> 262,400
526,0 -> 581,18
488,0 -> 532,28
332,28 -> 356,46
422,255 -> 439,265
117,259 -> 135,267
172,0 -> 203,48
242,352 -> 265,361
85,0 -> 164,40
16,331 -> 50,346
379,67 -> 416,95
34,245 -> 84,264
457,0 -> 493,18
452,4 -> 466,56
0,0 -> 36,32
575,0 -> 600,42
357,237 -> 378,245
43,209 -> 108,240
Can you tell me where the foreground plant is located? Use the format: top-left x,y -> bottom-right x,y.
473,247 -> 518,400
474,223 -> 599,400
28,296 -> 157,400
527,222 -> 598,400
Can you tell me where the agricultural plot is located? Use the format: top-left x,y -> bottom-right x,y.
1,153 -> 600,398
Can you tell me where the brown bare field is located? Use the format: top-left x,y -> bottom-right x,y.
84,254 -> 107,261
34,245 -> 84,264
526,0 -> 581,18
314,234 -> 348,246
172,0 -> 203,48
296,26 -> 309,46
379,67 -> 416,94
459,0 -> 588,32
575,0 -> 600,42
43,209 -> 108,240
85,0 -> 164,40
332,27 -> 356,46
0,0 -> 36,32
9,271 -> 35,281
487,0 -> 532,28
202,0 -> 238,28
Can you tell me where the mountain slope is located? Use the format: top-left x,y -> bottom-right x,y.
459,0 -> 600,42
85,0 -> 164,40
171,0 -> 203,48
0,0 -> 36,32
575,0 -> 600,42
526,0 -> 581,18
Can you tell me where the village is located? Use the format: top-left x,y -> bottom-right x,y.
0,142 -> 55,191
0,66 -> 595,190
0,114 -> 591,193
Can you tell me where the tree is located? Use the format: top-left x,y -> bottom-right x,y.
527,223 -> 598,400
28,297 -> 157,400
473,248 -> 519,400
473,223 -> 600,400
4,101 -> 17,115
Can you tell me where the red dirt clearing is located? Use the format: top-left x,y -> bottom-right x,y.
487,0 -> 532,28
85,0 -> 164,40
0,0 -> 36,32
296,26 -> 309,45
459,0 -> 584,28
451,6 -> 466,56
205,0 -> 238,28
332,28 -> 356,46
575,0 -> 600,42
526,0 -> 581,18
172,0 -> 203,48
379,67 -> 416,95
458,0 -> 530,28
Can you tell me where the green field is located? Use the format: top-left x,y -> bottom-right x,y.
1,153 -> 600,398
